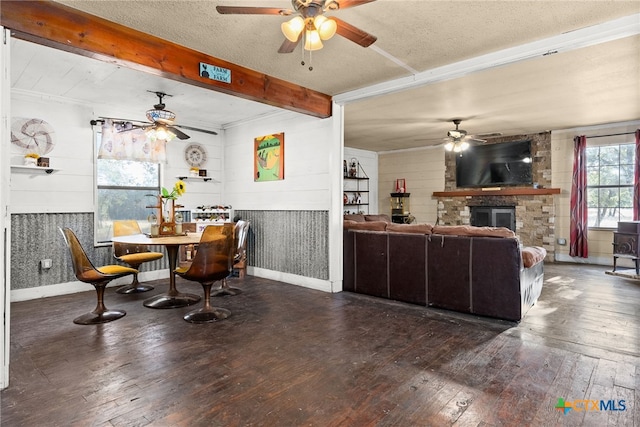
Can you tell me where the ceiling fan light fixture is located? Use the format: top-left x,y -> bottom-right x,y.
444,142 -> 454,152
281,16 -> 305,42
314,15 -> 337,40
459,141 -> 470,151
146,125 -> 174,142
304,30 -> 323,51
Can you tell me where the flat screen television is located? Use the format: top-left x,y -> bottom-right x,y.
456,139 -> 533,188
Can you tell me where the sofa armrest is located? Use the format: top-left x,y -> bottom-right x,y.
522,246 -> 547,268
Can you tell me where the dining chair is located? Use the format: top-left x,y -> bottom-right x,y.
212,220 -> 250,297
113,220 -> 164,294
60,227 -> 138,325
175,223 -> 236,323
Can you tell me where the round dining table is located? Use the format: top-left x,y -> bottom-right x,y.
111,232 -> 203,309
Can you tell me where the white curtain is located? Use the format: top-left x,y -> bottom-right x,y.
98,119 -> 167,163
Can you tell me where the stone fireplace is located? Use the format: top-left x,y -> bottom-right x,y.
434,132 -> 556,261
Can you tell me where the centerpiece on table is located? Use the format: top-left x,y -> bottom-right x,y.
147,180 -> 186,236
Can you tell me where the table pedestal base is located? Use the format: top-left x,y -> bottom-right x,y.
143,293 -> 200,309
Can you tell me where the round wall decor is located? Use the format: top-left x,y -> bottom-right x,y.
11,117 -> 56,155
184,143 -> 207,167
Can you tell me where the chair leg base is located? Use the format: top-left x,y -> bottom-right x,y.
183,307 -> 231,323
211,287 -> 242,297
116,283 -> 154,294
73,309 -> 126,325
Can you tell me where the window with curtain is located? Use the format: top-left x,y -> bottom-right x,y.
95,131 -> 161,244
586,142 -> 635,228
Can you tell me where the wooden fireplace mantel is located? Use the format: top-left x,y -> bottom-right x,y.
433,188 -> 562,197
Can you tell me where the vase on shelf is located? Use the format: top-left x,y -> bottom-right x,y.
23,157 -> 37,166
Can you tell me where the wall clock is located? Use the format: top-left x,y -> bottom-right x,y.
184,143 -> 207,167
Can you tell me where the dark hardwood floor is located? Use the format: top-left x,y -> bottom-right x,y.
1,263 -> 638,426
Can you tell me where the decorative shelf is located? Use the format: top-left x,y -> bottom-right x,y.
11,165 -> 59,174
176,175 -> 217,182
433,188 -> 561,197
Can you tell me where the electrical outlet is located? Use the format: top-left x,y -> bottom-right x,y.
557,238 -> 567,246
41,259 -> 52,269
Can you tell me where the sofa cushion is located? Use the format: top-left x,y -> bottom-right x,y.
432,225 -> 516,238
522,246 -> 547,268
386,223 -> 433,234
345,221 -> 388,231
365,214 -> 391,223
344,214 -> 366,222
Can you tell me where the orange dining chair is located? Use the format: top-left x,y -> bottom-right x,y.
60,227 -> 138,325
175,223 -> 236,323
212,220 -> 250,297
113,220 -> 164,294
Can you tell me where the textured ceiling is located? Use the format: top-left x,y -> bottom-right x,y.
13,1 -> 640,151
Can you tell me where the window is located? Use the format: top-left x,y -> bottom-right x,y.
95,133 -> 160,244
586,143 -> 635,228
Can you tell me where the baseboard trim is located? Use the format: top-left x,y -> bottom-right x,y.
10,270 -> 169,302
248,267 -> 333,293
555,254 -> 615,266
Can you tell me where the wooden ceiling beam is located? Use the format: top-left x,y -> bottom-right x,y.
0,0 -> 332,118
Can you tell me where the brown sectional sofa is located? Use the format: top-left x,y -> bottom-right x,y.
343,214 -> 546,322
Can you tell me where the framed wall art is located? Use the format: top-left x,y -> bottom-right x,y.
254,132 -> 284,182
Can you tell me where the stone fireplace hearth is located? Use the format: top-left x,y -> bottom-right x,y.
434,131 -> 556,261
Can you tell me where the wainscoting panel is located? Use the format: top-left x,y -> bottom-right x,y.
10,213 -> 168,290
235,210 -> 329,280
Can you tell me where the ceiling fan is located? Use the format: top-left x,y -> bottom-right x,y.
216,1 -> 377,59
444,119 -> 487,153
91,91 -> 218,139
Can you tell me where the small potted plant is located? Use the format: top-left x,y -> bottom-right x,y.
24,153 -> 40,166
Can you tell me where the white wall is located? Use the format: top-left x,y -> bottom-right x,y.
552,120 -> 640,266
223,109 -> 343,291
1,26 -> 11,390
378,146 -> 445,224
10,90 -> 224,215
224,111 -> 337,210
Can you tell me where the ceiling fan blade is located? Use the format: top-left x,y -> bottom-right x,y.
332,17 -> 377,47
334,0 -> 376,10
476,132 -> 503,138
467,137 -> 487,144
278,34 -> 302,53
175,124 -> 218,136
168,126 -> 190,140
215,6 -> 292,15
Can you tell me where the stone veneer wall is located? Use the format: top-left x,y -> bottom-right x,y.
436,131 -> 555,261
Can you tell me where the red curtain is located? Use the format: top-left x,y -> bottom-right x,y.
634,129 -> 640,220
570,135 -> 588,258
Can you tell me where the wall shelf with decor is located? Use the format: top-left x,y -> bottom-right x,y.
175,175 -> 217,182
11,165 -> 59,174
343,160 -> 369,215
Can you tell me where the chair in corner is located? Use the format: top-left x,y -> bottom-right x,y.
212,220 -> 250,297
175,223 -> 236,323
59,227 -> 138,325
112,220 -> 164,294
